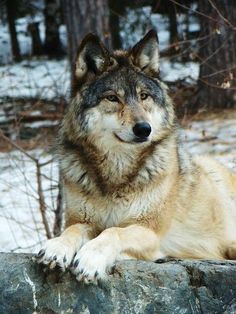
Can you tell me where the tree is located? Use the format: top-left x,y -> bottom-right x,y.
193,0 -> 236,111
62,0 -> 111,92
28,22 -> 44,56
44,0 -> 64,57
108,0 -> 123,50
6,0 -> 21,61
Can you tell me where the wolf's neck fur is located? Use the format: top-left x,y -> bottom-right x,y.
59,131 -> 180,197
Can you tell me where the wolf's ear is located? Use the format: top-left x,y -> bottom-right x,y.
75,33 -> 110,79
130,30 -> 159,76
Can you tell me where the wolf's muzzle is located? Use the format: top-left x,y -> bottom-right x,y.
133,122 -> 151,140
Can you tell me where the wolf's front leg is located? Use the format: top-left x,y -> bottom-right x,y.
71,225 -> 162,284
37,224 -> 93,271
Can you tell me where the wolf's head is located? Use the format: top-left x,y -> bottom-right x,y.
63,30 -> 175,150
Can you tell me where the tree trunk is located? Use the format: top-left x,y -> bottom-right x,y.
108,0 -> 123,50
62,0 -> 111,92
44,0 -> 64,57
28,22 -> 44,56
168,4 -> 178,45
192,0 -> 236,111
6,0 -> 21,62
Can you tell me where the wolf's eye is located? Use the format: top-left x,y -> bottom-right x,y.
106,95 -> 119,102
140,93 -> 149,100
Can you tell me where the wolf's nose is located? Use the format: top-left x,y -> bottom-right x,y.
133,122 -> 151,138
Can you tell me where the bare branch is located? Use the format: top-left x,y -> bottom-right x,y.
168,0 -> 236,31
0,128 -> 52,239
208,0 -> 236,29
0,128 -> 38,162
36,161 -> 52,239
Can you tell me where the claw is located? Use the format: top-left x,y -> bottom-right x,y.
37,249 -> 45,258
49,261 -> 57,269
76,274 -> 83,282
73,259 -> 79,268
42,259 -> 50,265
60,265 -> 66,272
70,253 -> 77,267
84,277 -> 92,285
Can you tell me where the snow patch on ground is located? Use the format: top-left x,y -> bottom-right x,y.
161,60 -> 199,82
0,150 -> 58,253
0,59 -> 70,100
182,118 -> 236,170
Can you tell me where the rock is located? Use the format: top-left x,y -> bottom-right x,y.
0,253 -> 236,314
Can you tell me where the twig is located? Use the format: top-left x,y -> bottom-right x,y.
208,0 -> 236,29
199,78 -> 236,90
201,65 -> 236,79
36,161 -> 52,239
168,0 -> 236,31
0,128 -> 52,239
0,128 -> 37,162
39,158 -> 55,167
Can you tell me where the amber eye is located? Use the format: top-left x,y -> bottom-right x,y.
140,93 -> 149,100
106,95 -> 119,102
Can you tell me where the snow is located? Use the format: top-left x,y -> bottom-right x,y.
0,59 -> 70,100
120,8 -> 170,51
24,120 -> 59,128
0,149 -> 58,253
151,13 -> 170,49
182,118 -> 236,170
0,15 -> 44,64
161,60 -> 199,82
0,22 -> 12,65
0,14 -> 67,65
0,14 -> 70,101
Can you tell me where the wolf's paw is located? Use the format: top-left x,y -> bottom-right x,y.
36,237 -> 77,271
71,239 -> 116,284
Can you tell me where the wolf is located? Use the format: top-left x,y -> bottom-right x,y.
37,30 -> 236,284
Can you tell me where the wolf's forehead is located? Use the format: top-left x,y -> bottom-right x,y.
103,68 -> 157,93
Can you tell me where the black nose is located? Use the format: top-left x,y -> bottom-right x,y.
133,122 -> 151,138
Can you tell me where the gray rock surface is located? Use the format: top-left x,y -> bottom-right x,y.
0,253 -> 236,314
